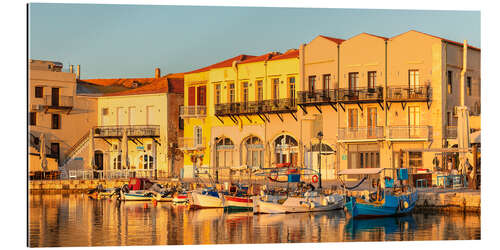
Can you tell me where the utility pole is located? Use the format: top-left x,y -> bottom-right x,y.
317,131 -> 323,189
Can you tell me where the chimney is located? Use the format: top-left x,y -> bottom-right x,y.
155,68 -> 161,79
76,65 -> 80,80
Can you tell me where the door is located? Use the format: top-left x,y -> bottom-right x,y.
50,143 -> 60,162
367,107 -> 377,138
188,87 -> 196,106
409,106 -> 421,137
51,88 -> 59,106
146,106 -> 155,125
128,107 -> 136,126
117,107 -> 127,126
197,86 -> 206,106
94,151 -> 104,170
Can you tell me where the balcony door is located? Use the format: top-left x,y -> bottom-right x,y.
51,88 -> 59,106
348,72 -> 359,90
409,70 -> 420,88
197,85 -> 206,106
188,86 -> 196,106
408,106 -> 420,137
242,82 -> 249,108
146,106 -> 155,125
367,107 -> 377,138
117,107 -> 127,126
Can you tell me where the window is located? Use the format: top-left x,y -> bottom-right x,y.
467,77 -> 472,96
215,84 -> 221,105
368,71 -> 376,89
29,112 -> 36,126
409,152 -> 423,168
348,109 -> 358,128
197,86 -> 206,106
141,155 -> 154,169
308,76 -> 316,92
409,70 -> 420,88
323,74 -> 331,90
447,112 -> 452,126
242,82 -> 249,103
50,143 -> 60,161
35,86 -> 43,98
447,70 -> 453,94
348,72 -> 359,90
179,117 -> 184,130
272,78 -> 280,99
256,80 -> 263,101
288,77 -> 296,100
409,106 -> 421,137
102,108 -> 109,116
113,155 -> 122,170
245,136 -> 264,168
228,83 -> 235,103
51,114 -> 60,129
194,126 -> 202,146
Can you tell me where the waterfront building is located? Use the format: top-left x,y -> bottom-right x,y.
180,30 -> 480,183
62,69 -> 185,179
29,60 -> 102,179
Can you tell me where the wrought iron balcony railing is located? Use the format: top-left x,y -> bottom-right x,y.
337,87 -> 383,102
387,85 -> 431,101
93,125 -> 160,138
388,126 -> 431,141
178,137 -> 206,150
296,89 -> 338,105
41,95 -> 74,112
180,106 -> 207,118
338,126 -> 384,141
215,98 -> 296,116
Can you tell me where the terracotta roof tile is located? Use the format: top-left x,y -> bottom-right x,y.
268,49 -> 299,61
239,52 -> 276,64
186,54 -> 256,74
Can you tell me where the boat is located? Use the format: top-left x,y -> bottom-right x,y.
191,188 -> 225,208
223,184 -> 254,211
339,168 -> 418,218
255,192 -> 344,214
87,184 -> 116,200
172,192 -> 189,205
118,178 -> 166,201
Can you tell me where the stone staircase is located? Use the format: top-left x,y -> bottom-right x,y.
59,131 -> 90,179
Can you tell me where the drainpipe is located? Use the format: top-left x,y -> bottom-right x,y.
336,44 -> 341,175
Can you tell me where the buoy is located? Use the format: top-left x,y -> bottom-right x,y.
143,203 -> 148,209
152,199 -> 158,207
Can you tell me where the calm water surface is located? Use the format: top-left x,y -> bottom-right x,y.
28,193 -> 480,247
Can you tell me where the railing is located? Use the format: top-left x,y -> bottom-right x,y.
178,137 -> 206,150
446,126 -> 457,139
338,126 -> 384,141
215,98 -> 296,116
180,106 -> 207,118
388,126 -> 431,140
387,85 -> 431,101
42,95 -> 74,108
297,89 -> 338,105
63,131 -> 90,160
68,169 -> 155,180
337,87 -> 383,102
93,125 -> 160,138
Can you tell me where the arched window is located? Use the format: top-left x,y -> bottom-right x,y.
274,134 -> 298,165
245,136 -> 264,168
310,143 -> 335,154
215,137 -> 235,169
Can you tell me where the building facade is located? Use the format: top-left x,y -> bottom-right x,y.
180,30 -> 480,183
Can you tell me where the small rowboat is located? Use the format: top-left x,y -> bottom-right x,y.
191,189 -> 224,208
224,195 -> 253,211
172,193 -> 189,205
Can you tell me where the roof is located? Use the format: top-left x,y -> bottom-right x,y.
338,168 -> 384,175
397,30 -> 481,51
238,52 -> 275,64
186,54 -> 256,74
363,32 -> 389,40
318,35 -> 345,44
76,82 -> 130,95
102,73 -> 184,97
268,49 -> 299,61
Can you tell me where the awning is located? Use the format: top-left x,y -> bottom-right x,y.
470,131 -> 480,144
337,168 -> 383,175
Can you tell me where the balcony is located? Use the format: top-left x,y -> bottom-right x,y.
388,126 -> 431,141
180,106 -> 207,118
297,89 -> 338,105
214,98 -> 296,116
42,95 -> 74,113
387,85 -> 431,102
338,127 -> 384,142
337,87 -> 383,103
178,137 -> 206,151
93,125 -> 160,138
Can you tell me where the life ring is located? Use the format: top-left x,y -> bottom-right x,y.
312,175 -> 319,183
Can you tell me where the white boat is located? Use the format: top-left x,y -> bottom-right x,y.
253,194 -> 288,214
254,192 -> 344,214
191,189 -> 224,208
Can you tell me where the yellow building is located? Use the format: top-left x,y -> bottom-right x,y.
180,50 -> 301,180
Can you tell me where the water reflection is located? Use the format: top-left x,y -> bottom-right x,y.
28,193 -> 480,247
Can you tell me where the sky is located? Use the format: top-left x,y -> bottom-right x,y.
28,3 -> 480,79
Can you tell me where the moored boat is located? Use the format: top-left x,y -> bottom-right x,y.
191,189 -> 224,208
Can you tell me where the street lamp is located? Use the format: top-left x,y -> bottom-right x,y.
317,131 -> 323,189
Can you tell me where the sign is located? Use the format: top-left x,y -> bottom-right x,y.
137,146 -> 145,150
342,154 -> 347,160
74,157 -> 83,161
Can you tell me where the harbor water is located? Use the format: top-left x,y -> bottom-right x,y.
28,192 -> 480,247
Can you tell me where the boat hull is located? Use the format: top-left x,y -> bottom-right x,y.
120,190 -> 155,201
345,190 -> 418,218
224,195 -> 253,211
191,192 -> 224,208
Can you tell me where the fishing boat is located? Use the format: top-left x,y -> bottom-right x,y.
255,192 -> 344,214
87,184 -> 116,200
339,168 -> 418,218
191,188 -> 225,208
223,184 -> 254,211
172,192 -> 189,205
118,177 -> 166,201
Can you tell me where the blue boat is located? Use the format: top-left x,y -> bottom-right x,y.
339,168 -> 418,218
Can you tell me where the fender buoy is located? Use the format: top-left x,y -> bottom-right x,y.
312,175 -> 319,183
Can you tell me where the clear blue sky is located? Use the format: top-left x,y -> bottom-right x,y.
28,3 -> 480,79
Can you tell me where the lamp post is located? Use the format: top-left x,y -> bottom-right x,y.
317,131 -> 323,189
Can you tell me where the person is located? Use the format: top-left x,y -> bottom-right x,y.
433,156 -> 440,171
